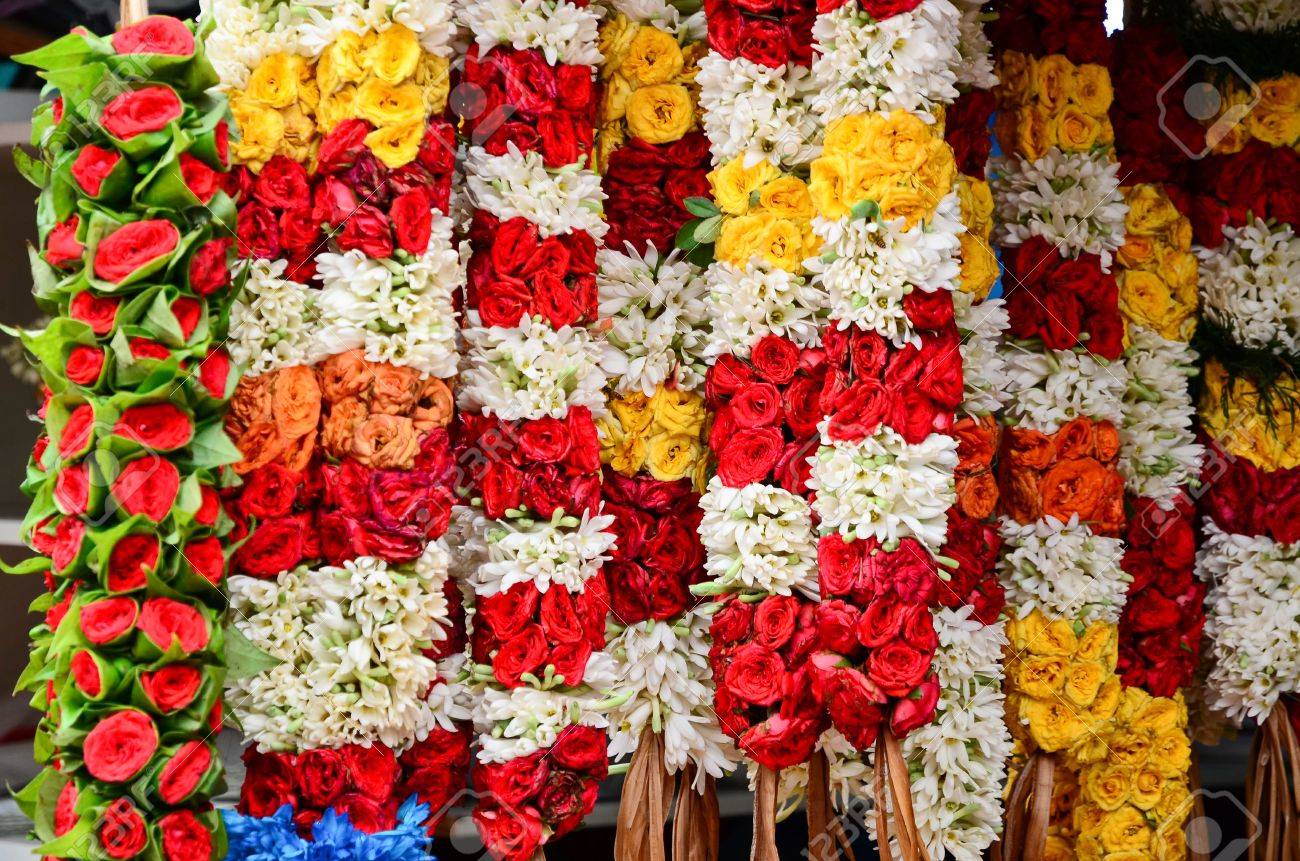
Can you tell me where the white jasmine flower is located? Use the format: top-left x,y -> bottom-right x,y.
1120,326 -> 1205,506
460,316 -> 609,420
465,144 -> 608,239
1197,217 -> 1300,356
455,0 -> 603,65
704,260 -> 828,358
1193,0 -> 1300,31
955,294 -> 1011,417
461,508 -> 617,596
228,259 -> 316,375
698,477 -> 819,598
695,54 -> 821,168
1000,344 -> 1128,434
997,515 -> 1129,625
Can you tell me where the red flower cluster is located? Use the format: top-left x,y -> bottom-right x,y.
1199,441 -> 1300,543
1108,26 -> 1201,187
1189,142 -> 1300,247
988,0 -> 1111,65
232,120 -> 455,277
1002,237 -> 1124,360
1119,496 -> 1205,697
460,46 -> 595,168
239,729 -> 473,835
603,134 -> 711,254
602,470 -> 706,624
946,90 -> 996,178
466,214 -> 598,329
472,726 -> 608,861
703,0 -> 814,68
939,512 -> 1006,625
472,576 -> 609,689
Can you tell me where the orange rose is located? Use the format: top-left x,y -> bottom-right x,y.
322,398 -> 368,458
957,471 -> 999,520
318,349 -> 371,403
1095,470 -> 1126,536
1039,458 -> 1114,524
412,377 -> 454,433
1000,465 -> 1044,523
369,363 -> 421,415
282,429 -> 316,472
352,414 -> 419,469
228,375 -> 274,432
234,422 -> 288,475
1093,420 -> 1120,463
1003,427 -> 1053,470
954,416 -> 998,476
272,365 -> 322,439
1052,417 -> 1095,460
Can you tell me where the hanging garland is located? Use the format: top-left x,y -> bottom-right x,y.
10,15 -> 237,860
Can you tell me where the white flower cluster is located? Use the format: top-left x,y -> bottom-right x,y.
997,515 -> 1128,625
605,0 -> 704,36
312,215 -> 462,378
1000,345 -> 1128,434
202,0 -> 457,89
992,148 -> 1128,270
597,246 -> 711,395
1200,522 -> 1300,724
228,258 -> 316,375
606,613 -> 738,785
951,0 -> 997,90
465,145 -> 608,239
703,260 -> 827,358
227,543 -> 468,752
460,508 -> 617,596
811,193 -> 963,347
808,426 -> 958,552
460,316 -> 609,420
1120,327 -> 1205,507
1193,0 -> 1300,31
695,54 -> 820,168
698,477 -> 819,597
455,0 -> 604,66
473,652 -> 619,762
955,294 -> 1011,417
809,0 -> 962,125
1197,217 -> 1300,355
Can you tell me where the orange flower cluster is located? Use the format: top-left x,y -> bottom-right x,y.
998,417 -> 1125,535
228,350 -> 454,474
954,415 -> 1001,520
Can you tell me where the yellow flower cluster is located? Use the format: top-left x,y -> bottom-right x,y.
1117,185 -> 1198,342
598,386 -> 710,488
710,159 -> 821,272
229,25 -> 450,171
597,15 -> 704,162
1005,611 -> 1122,755
1199,359 -> 1300,471
957,175 -> 998,299
994,51 -> 1116,160
1042,760 -> 1083,861
1207,73 -> 1300,154
1069,690 -> 1193,861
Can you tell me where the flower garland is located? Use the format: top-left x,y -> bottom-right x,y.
451,0 -> 624,855
11,17 -> 237,859
206,0 -> 474,849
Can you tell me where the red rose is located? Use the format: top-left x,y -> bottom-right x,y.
474,803 -> 543,861
83,709 -> 158,782
255,156 -> 311,209
856,598 -> 904,648
537,770 -> 589,830
188,238 -> 231,296
101,86 -> 182,139
825,379 -> 887,442
182,537 -> 224,584
54,463 -> 91,514
70,292 -> 118,337
494,623 -> 548,687
749,335 -> 799,384
729,382 -> 782,428
234,516 -> 306,577
716,426 -> 783,487
317,120 -> 370,174
752,595 -> 798,649
295,747 -> 349,807
725,642 -> 784,705
140,663 -> 203,712
46,216 -> 86,269
196,483 -> 222,526
344,743 -> 399,800
890,675 -> 940,736
196,348 -> 232,398
239,750 -> 296,817
157,810 -> 212,861
391,187 -> 434,254
550,725 -> 608,776
52,517 -> 87,573
867,641 -> 930,697
110,16 -> 195,56
159,740 -> 213,804
814,600 -> 861,654
113,402 -> 193,451
81,596 -> 138,645
72,144 -> 122,197
827,668 -> 885,749
539,586 -> 584,644
65,345 -> 105,387
55,780 -> 79,837
94,219 -> 180,283
239,464 -> 302,518
336,205 -> 394,258
136,597 -> 210,653
98,797 -> 149,859
737,19 -> 792,67
59,403 -> 96,458
478,582 -> 541,640
71,649 -> 103,697
111,455 -> 181,522
178,153 -> 220,203
739,715 -> 821,771
478,753 -> 549,805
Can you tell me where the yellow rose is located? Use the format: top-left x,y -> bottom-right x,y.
822,113 -> 881,160
1258,73 -> 1300,113
692,451 -> 711,493
1133,695 -> 1183,735
650,387 -> 706,437
608,433 -> 648,475
1119,270 -> 1191,341
365,25 -> 422,84
809,152 -> 855,219
1151,820 -> 1189,860
709,158 -> 778,216
602,73 -> 634,123
1074,834 -> 1104,861
960,176 -> 995,224
1117,234 -> 1156,268
621,26 -> 684,85
598,15 -> 637,77
1097,806 -> 1151,853
877,187 -> 933,231
1153,781 -> 1192,824
1037,617 -> 1081,657
758,176 -> 814,220
596,414 -> 623,450
1015,657 -> 1068,699
646,432 -> 702,481
1130,767 -> 1165,810
315,86 -> 358,135
996,51 -> 1035,107
1083,764 -> 1132,811
1108,730 -> 1153,767
1081,676 -> 1123,727
1033,54 -> 1077,111
416,55 -> 451,113
756,216 -> 808,271
1007,611 -> 1049,651
612,391 -> 655,435
355,79 -> 425,128
1057,105 -> 1102,151
1072,64 -> 1114,116
280,103 -> 317,163
959,233 -> 999,299
913,140 -> 957,200
1063,661 -> 1104,707
626,83 -> 694,144
1076,622 -> 1116,665
247,53 -> 311,108
1247,106 -> 1300,147
365,121 -> 424,168
1149,731 -> 1192,779
1126,184 -> 1180,234
1042,836 -> 1074,861
866,110 -> 934,174
318,31 -> 366,95
716,213 -> 771,267
595,123 -> 625,173
1016,104 -> 1056,160
230,99 -> 285,168
1074,801 -> 1107,833
1022,699 -> 1088,752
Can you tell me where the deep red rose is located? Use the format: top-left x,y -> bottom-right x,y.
344,743 -> 399,800
814,600 -> 861,654
159,740 -> 213,804
827,668 -> 886,748
182,537 -> 224,584
725,642 -> 784,705
188,238 -> 231,296
856,598 -> 905,648
110,455 -> 181,522
101,86 -> 182,139
98,797 -> 149,859
158,810 -> 212,861
234,516 -> 306,577
729,382 -> 782,428
890,675 -> 941,736
478,752 -> 550,806
711,597 -> 754,645
196,483 -> 222,526
750,335 -> 800,384
54,462 -> 91,514
54,780 -> 78,837
113,402 -> 193,450
867,641 -> 930,697
317,119 -> 370,174
239,464 -> 301,518
83,709 -> 158,782
716,426 -> 783,487
539,585 -> 584,645
69,293 -> 119,339
65,345 -> 106,387
140,663 -> 203,712
336,205 -> 394,258
752,595 -> 798,649
71,649 -> 103,697
474,804 -> 543,861
136,597 -> 209,653
52,517 -> 87,573
94,219 -> 180,283
494,623 -> 548,687
111,16 -> 195,56
72,144 -> 122,197
740,715 -> 821,771
255,156 -> 311,209
81,596 -> 138,644
239,750 -> 296,818
295,747 -> 349,807
391,187 -> 434,254
178,152 -> 220,203
550,725 -> 608,776
59,403 -> 96,458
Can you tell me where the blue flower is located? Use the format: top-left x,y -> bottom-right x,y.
222,796 -> 437,861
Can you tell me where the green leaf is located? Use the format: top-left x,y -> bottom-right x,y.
186,422 -> 242,469
13,145 -> 47,188
692,215 -> 722,244
224,620 -> 282,679
851,199 -> 881,221
683,196 -> 720,218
